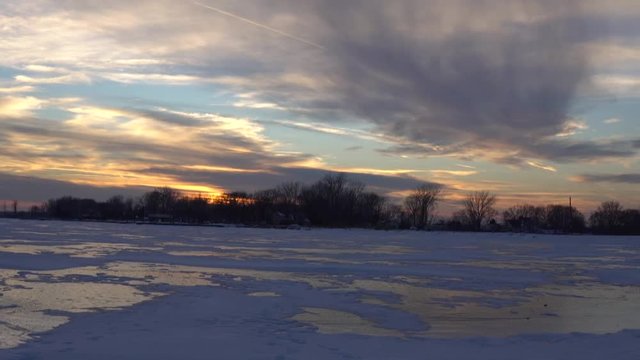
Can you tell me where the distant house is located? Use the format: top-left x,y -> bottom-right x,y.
506,216 -> 536,232
271,211 -> 287,226
147,213 -> 173,223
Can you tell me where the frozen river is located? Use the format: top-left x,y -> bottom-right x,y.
0,219 -> 639,359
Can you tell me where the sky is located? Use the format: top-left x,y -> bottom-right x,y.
0,0 -> 639,214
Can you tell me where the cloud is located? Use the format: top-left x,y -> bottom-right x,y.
0,0 -> 639,198
0,85 -> 35,94
0,97 -> 315,193
301,0 -> 640,164
143,0 -> 637,164
430,170 -> 478,177
0,97 -> 437,198
99,73 -> 199,85
522,138 -> 640,162
574,173 -> 640,184
0,172 -> 147,202
15,73 -> 91,85
592,74 -> 640,97
23,64 -> 62,73
129,109 -> 209,127
555,119 -> 589,137
269,119 -> 397,144
526,161 -> 557,172
192,1 -> 325,50
0,96 -> 46,117
380,135 -> 640,164
604,117 -> 622,124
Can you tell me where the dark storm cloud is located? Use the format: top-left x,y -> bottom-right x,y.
16,0 -> 639,163
215,0 -> 639,163
138,166 -> 431,195
381,136 -> 640,163
3,0 -> 640,197
313,1 -> 586,149
577,173 -> 640,184
522,139 -> 640,162
0,172 -> 147,202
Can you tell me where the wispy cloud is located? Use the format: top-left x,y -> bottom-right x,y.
100,73 -> 200,85
527,161 -> 557,172
270,119 -> 399,144
430,170 -> 478,177
0,97 -> 304,193
22,64 -> 67,73
573,173 -> 640,184
604,117 -> 622,124
192,1 -> 325,50
0,85 -> 35,93
15,73 -> 91,85
555,119 -> 589,138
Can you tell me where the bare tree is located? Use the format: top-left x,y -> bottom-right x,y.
276,181 -> 302,213
404,184 -> 443,229
142,187 -> 180,217
503,204 -> 546,231
462,191 -> 497,230
300,173 -> 366,226
545,204 -> 585,232
590,201 -> 624,233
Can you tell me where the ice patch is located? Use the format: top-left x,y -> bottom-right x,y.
292,307 -> 403,337
0,280 -> 164,349
248,291 -> 280,297
351,279 -> 640,338
0,241 -> 161,258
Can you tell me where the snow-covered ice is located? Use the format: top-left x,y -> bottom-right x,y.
0,218 -> 639,359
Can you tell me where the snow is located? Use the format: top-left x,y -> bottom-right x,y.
0,218 -> 639,359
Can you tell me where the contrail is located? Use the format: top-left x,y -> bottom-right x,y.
192,1 -> 325,50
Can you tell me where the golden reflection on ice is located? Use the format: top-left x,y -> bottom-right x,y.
166,244 -> 412,265
2,280 -> 162,313
0,279 -> 164,349
0,241 -> 161,258
349,279 -> 640,338
292,308 -> 403,337
248,291 -> 280,297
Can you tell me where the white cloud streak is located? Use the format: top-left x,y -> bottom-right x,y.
527,161 -> 558,172
604,117 -> 622,124
192,1 -> 325,50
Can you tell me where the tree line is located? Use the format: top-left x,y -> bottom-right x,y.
3,173 -> 639,235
